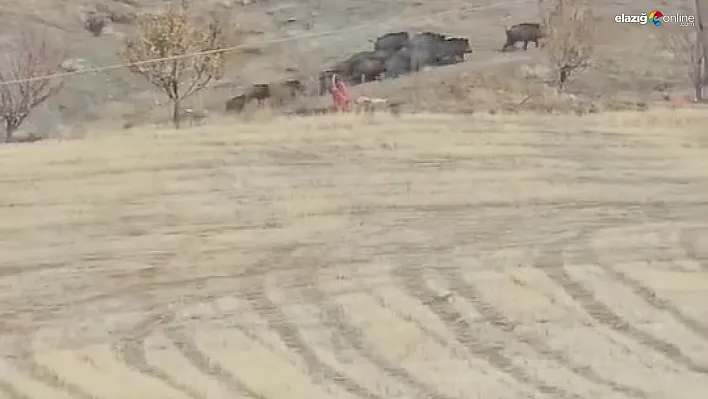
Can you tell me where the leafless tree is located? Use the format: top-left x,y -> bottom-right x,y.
121,0 -> 237,129
0,32 -> 64,142
694,0 -> 708,98
660,29 -> 704,102
538,0 -> 595,91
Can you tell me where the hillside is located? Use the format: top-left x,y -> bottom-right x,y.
0,0 -> 697,133
0,111 -> 708,398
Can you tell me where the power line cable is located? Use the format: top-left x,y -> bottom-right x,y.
0,2 -> 517,86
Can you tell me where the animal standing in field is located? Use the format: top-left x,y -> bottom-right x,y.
321,31 -> 472,92
225,79 -> 305,112
371,32 -> 411,52
226,94 -> 248,112
408,32 -> 446,71
437,37 -> 473,64
408,32 -> 471,70
246,84 -> 271,106
384,47 -> 413,78
268,79 -> 306,106
329,51 -> 388,85
502,23 -> 545,51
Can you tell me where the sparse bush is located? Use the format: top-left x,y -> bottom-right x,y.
660,29 -> 704,102
0,32 -> 64,142
85,12 -> 107,36
538,0 -> 595,91
121,0 -> 236,128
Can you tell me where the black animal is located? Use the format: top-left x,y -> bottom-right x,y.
502,23 -> 544,51
281,79 -> 306,95
414,32 -> 447,42
246,84 -> 271,105
372,32 -> 410,52
407,33 -> 446,71
437,37 -> 472,64
226,94 -> 248,112
384,47 -> 412,78
226,79 -> 305,112
319,31 -> 471,88
330,50 -> 388,84
268,79 -> 306,106
408,32 -> 474,71
351,55 -> 387,83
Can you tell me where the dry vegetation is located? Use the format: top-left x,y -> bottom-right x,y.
0,0 -> 704,133
1,0 -> 708,397
660,27 -> 706,101
0,32 -> 63,142
1,111 -> 708,398
538,0 -> 595,90
122,0 -> 234,128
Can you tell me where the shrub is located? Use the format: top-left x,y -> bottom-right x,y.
121,0 -> 236,128
0,32 -> 64,142
538,0 -> 595,91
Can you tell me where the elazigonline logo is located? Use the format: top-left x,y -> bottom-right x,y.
648,10 -> 663,25
614,9 -> 695,27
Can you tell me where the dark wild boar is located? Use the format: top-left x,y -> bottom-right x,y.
437,37 -> 472,64
502,23 -> 545,52
372,32 -> 410,52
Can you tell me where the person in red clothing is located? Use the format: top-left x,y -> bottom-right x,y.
330,74 -> 350,112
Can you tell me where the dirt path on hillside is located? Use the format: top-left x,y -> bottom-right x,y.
0,114 -> 707,399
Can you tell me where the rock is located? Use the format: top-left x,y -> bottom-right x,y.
61,58 -> 91,72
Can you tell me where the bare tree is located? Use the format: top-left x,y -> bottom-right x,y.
0,32 -> 64,143
122,0 -> 234,128
694,0 -> 708,97
538,0 -> 595,91
660,29 -> 704,102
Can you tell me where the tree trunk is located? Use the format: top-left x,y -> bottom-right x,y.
4,120 -> 17,143
696,55 -> 704,102
695,0 -> 708,99
172,97 -> 181,129
559,67 -> 569,91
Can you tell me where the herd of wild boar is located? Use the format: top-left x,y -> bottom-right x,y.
225,22 -> 544,112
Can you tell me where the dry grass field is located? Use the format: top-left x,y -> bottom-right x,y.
1,110 -> 708,398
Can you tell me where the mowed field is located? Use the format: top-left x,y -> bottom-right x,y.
1,111 -> 708,398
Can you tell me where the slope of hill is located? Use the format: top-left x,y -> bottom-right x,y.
0,0 -> 697,132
